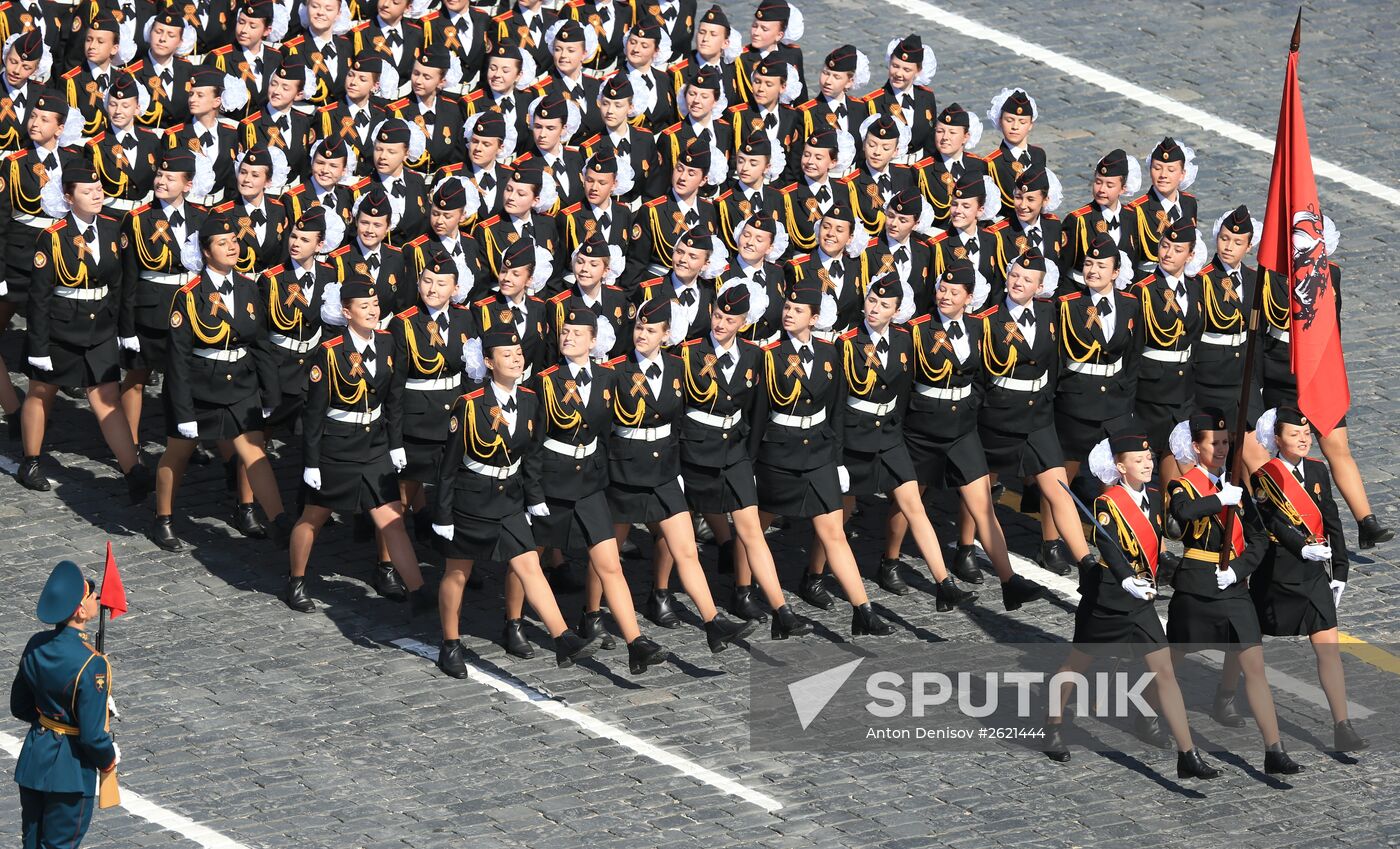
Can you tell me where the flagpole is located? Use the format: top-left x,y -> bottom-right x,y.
1219,9 -> 1302,571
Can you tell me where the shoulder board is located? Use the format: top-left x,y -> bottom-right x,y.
214,200 -> 236,213
1126,194 -> 1149,208
788,254 -> 810,264
580,133 -> 602,147
1197,261 -> 1218,276
1118,290 -> 1137,300
909,314 -> 931,325
264,263 -> 287,276
892,162 -> 912,171
661,121 -> 683,135
1182,191 -> 1196,200
283,35 -> 306,47
374,328 -> 391,335
797,98 -> 816,110
44,219 -> 66,234
97,213 -> 116,222
862,87 -> 885,101
328,245 -> 352,258
387,97 -> 411,110
283,183 -> 307,197
669,57 -> 690,72
605,354 -> 629,366
322,335 -> 344,348
178,279 -> 200,294
837,172 -> 857,185
915,84 -> 934,94
478,214 -> 502,228
218,117 -> 238,130
926,230 -> 948,243
473,295 -> 496,306
539,364 -> 559,377
1058,292 -> 1081,302
814,336 -> 834,345
406,233 -> 430,247
912,156 -> 934,168
267,196 -> 284,208
527,295 -> 544,304
983,148 -> 1003,162
131,202 -> 151,215
762,339 -> 783,351
1136,273 -> 1158,287
633,125 -> 653,136
439,93 -> 461,105
681,337 -> 703,346
714,188 -> 733,201
728,102 -> 749,113
837,327 -> 858,341
645,196 -> 667,208
969,307 -> 998,320
89,131 -> 106,144
396,306 -> 420,320
492,9 -> 511,19
62,67 -> 81,80
166,123 -> 188,135
463,87 -> 486,102
317,103 -> 339,114
211,44 -> 233,55
1041,212 -> 1059,221
5,150 -> 25,161
986,220 -> 1009,232
239,114 -> 259,126
1070,203 -> 1093,217
560,202 -> 582,215
964,152 -> 986,163
518,385 -> 535,394
779,183 -> 798,194
866,237 -> 879,249
548,290 -> 570,303
351,20 -> 371,31
383,243 -> 402,255
467,387 -> 486,399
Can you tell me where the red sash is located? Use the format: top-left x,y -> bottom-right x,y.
1101,486 -> 1160,577
1180,467 -> 1244,557
1256,458 -> 1324,540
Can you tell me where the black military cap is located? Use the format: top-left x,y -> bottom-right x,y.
553,18 -> 587,44
716,283 -> 749,315
1087,231 -> 1118,259
356,184 -> 393,218
500,238 -> 536,269
937,103 -> 970,128
805,126 -> 838,153
1151,136 -> 1185,164
32,90 -> 67,117
753,57 -> 786,78
1096,148 -> 1129,178
786,277 -> 822,306
678,227 -> 712,251
888,189 -> 921,217
690,64 -> 722,93
600,72 -> 633,100
951,172 -> 985,200
416,44 -> 451,70
637,295 -> 671,324
700,4 -> 729,29
629,17 -> 663,41
88,11 -> 120,34
865,114 -> 900,140
587,149 -> 618,174
375,119 -> 411,145
433,178 -> 468,210
1108,432 -> 1151,454
1190,407 -> 1228,433
150,9 -> 183,29
422,244 -> 455,274
824,200 -> 855,225
491,43 -> 524,62
868,274 -> 902,303
533,91 -> 569,121
316,134 -> 350,160
157,146 -> 197,174
240,0 -> 275,22
10,28 -> 43,61
744,214 -> 778,236
471,110 -> 508,139
1000,89 -> 1033,117
351,50 -> 386,75
1220,205 -> 1253,235
66,163 -> 99,184
240,146 -> 275,170
190,66 -> 226,91
199,207 -> 238,243
1013,249 -> 1047,272
578,231 -> 611,258
481,326 -> 522,352
738,134 -> 771,157
108,72 -> 142,101
890,34 -> 923,65
508,155 -> 546,188
825,44 -> 858,73
678,141 -> 711,172
1276,406 -> 1307,428
1161,219 -> 1196,245
562,297 -> 598,328
340,275 -> 377,301
753,0 -> 791,24
941,257 -> 976,290
1015,163 -> 1049,194
294,204 -> 328,233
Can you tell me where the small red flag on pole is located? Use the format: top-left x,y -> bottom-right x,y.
98,541 -> 127,619
1257,9 -> 1349,435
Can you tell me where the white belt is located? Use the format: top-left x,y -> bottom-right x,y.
464,457 -> 520,479
686,408 -> 742,429
1266,326 -> 1290,343
14,213 -> 56,228
770,408 -> 827,428
1201,331 -> 1247,347
991,374 -> 1048,393
104,194 -> 151,212
1066,359 -> 1122,377
846,397 -> 896,416
194,347 -> 246,361
544,437 -> 598,458
187,190 -> 224,207
54,286 -> 109,300
1142,347 -> 1191,363
645,262 -> 671,277
405,375 -> 460,391
140,270 -> 196,287
914,383 -> 971,401
614,423 -> 672,440
269,330 -> 321,353
327,407 -> 381,424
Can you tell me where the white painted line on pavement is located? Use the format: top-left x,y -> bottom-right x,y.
997,549 -> 1375,718
878,0 -> 1400,209
392,638 -> 784,813
0,731 -> 252,849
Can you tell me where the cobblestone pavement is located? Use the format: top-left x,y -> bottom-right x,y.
3,2 -> 1400,847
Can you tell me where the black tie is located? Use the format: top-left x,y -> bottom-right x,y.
763,112 -> 777,130
299,272 -> 312,290
1097,297 -> 1112,316
900,93 -> 913,113
684,209 -> 699,227
367,252 -> 380,270
893,246 -> 908,265
95,72 -> 109,91
252,57 -> 264,76
1017,151 -> 1031,167
510,306 -> 523,324
1293,466 -> 1305,485
827,263 -> 842,283
276,114 -> 290,133
875,337 -> 889,354
716,351 -> 733,370
877,173 -> 891,194
161,68 -> 174,87
815,185 -> 830,204
478,171 -> 496,190
82,225 -> 96,245
250,208 -> 267,226
500,96 -> 514,112
386,28 -> 402,47
1019,311 -> 1034,328
1140,495 -> 1151,513
12,90 -> 25,111
217,279 -> 233,296
391,181 -> 405,198
322,43 -> 337,61
1105,215 -> 1119,230
617,137 -> 631,154
798,346 -> 813,364
695,126 -> 710,144
520,221 -> 535,240
42,152 -> 56,170
1168,205 -> 1181,223
575,367 -> 591,385
646,362 -> 661,379
950,160 -> 964,180
1229,270 -> 1242,290
597,5 -> 610,22
641,75 -> 655,91
1027,226 -> 1041,247
529,14 -> 543,34
502,396 -> 517,412
1174,281 -> 1187,300
834,102 -> 847,119
598,211 -> 611,230
169,210 -> 184,228
946,320 -> 963,339
965,237 -> 979,256
661,4 -> 677,20
422,109 -> 436,126
198,130 -> 214,150
355,109 -> 370,127
677,288 -> 696,306
121,133 -> 138,152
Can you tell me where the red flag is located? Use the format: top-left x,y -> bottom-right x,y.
1257,11 -> 1349,436
99,541 -> 128,618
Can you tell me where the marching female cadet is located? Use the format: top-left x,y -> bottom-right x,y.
607,296 -> 755,652
154,210 -> 293,553
1258,217 -> 1392,549
18,164 -> 151,500
817,275 -> 976,611
473,238 -> 552,379
431,327 -> 602,677
390,246 -> 474,543
1194,206 -> 1264,459
973,249 -> 1095,577
719,214 -> 787,347
886,259 -> 1047,611
1042,432 -> 1220,780
750,279 -> 894,636
939,173 -> 1007,307
92,73 -> 160,218
1248,406 -> 1368,752
288,275 -> 433,613
1134,218 -> 1203,492
229,147 -> 290,274
1165,408 -> 1302,774
260,206 -> 336,436
549,232 -> 632,360
11,561 -> 119,849
1053,232 -> 1141,483
525,301 -> 670,673
675,283 -> 812,636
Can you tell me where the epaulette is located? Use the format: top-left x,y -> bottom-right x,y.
605,354 -> 628,366
264,263 -> 287,277
604,283 -> 623,292
284,182 -> 307,196
467,386 -> 486,398
964,152 -> 985,163
463,87 -> 486,102
5,149 -> 26,160
681,337 -> 703,346
528,294 -> 545,303
892,324 -> 910,334
239,114 -> 259,125
492,10 -> 511,20
814,336 -> 834,345
866,237 -> 879,248
125,59 -> 146,73
983,148 -> 1003,162
579,133 -> 602,147
728,102 -> 749,113
779,182 -> 798,194
633,125 -> 654,136
283,35 -> 306,48
406,233 -> 430,247
986,220 -> 1009,232
267,195 -> 285,208
548,290 -> 569,303
518,385 -> 535,394
668,57 -> 690,72
439,92 -> 461,105
714,188 -> 733,202
644,196 -> 667,207
351,20 -> 370,31
862,87 -> 884,101
383,243 -> 402,254
89,131 -> 106,144
178,278 -> 200,294
1058,292 -> 1081,302
909,313 -> 931,325
788,254 -> 809,264
396,305 -> 420,320
539,364 -> 559,376
797,98 -> 816,110
474,295 -> 496,306
1070,203 -> 1093,217
837,327 -> 858,341
1182,190 -> 1195,200
166,123 -> 187,134
318,102 -> 338,114
387,97 -> 411,110
1135,273 -> 1158,287
739,337 -> 759,347
62,67 -> 81,80
131,202 -> 151,215
925,230 -> 948,243
837,172 -> 857,185
560,202 -> 582,215
210,44 -> 233,55
661,120 -> 682,135
1197,261 -> 1217,276
892,161 -> 912,171
477,214 -> 501,227
530,74 -> 550,88
214,199 -> 236,213
1125,194 -> 1148,209
43,219 -> 65,234
218,117 -> 238,130
969,307 -> 997,320
1118,289 -> 1137,300
762,339 -> 783,351
912,156 -> 934,169
97,213 -> 116,222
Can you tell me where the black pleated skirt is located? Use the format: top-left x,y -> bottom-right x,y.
1166,591 -> 1263,645
755,461 -> 844,519
844,443 -> 917,496
23,336 -> 120,387
161,386 -> 265,440
906,428 -> 989,489
1251,576 -> 1338,637
981,422 -> 1065,478
681,458 -> 759,513
442,509 -> 535,563
607,477 -> 690,524
532,490 -> 617,554
307,453 -> 401,513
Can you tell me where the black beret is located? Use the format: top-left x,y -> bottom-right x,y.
753,57 -> 786,79
240,0 -> 275,22
351,50 -> 386,75
865,114 -> 900,140
806,126 -> 838,152
316,134 -> 350,160
600,72 -> 633,101
678,141 -> 710,172
951,173 -> 985,200
587,149 -> 618,174
533,91 -> 569,122
738,134 -> 771,157
678,227 -> 712,250
578,231 -> 611,259
553,19 -> 587,44
888,189 -> 921,217
199,208 -> 238,243
500,238 -> 536,269
422,244 -> 455,275
108,72 -> 142,101
699,4 -> 729,29
375,119 -> 411,145
1086,232 -> 1118,260
433,178 -> 468,210
416,44 -> 451,70
1012,249 -> 1047,273
31,90 -> 67,117
190,66 -> 226,91
240,146 -> 275,170
471,110 -> 508,139
690,64 -> 722,93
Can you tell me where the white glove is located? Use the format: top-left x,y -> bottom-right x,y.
107,695 -> 119,719
1302,543 -> 1333,562
0,280 -> 9,297
432,523 -> 455,541
118,336 -> 140,352
1216,567 -> 1238,590
1216,482 -> 1244,506
390,447 -> 407,471
260,407 -> 274,420
177,421 -> 199,439
108,741 -> 121,770
675,474 -> 685,494
837,465 -> 850,493
302,467 -> 322,490
527,503 -> 550,517
1329,580 -> 1345,608
27,356 -> 52,372
1121,576 -> 1156,601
